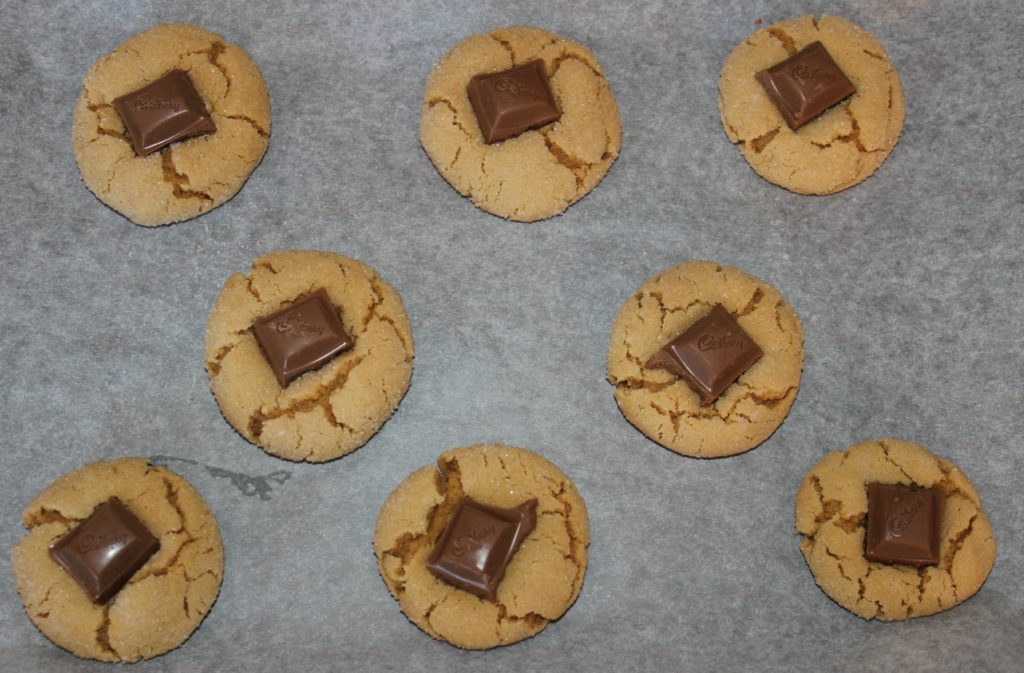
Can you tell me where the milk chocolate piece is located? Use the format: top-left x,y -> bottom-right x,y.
755,41 -> 856,130
426,496 -> 538,601
467,59 -> 561,144
865,483 -> 943,567
252,288 -> 354,387
48,498 -> 160,604
112,69 -> 216,156
645,304 -> 763,405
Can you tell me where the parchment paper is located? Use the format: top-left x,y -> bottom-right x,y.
1,1 -> 1022,671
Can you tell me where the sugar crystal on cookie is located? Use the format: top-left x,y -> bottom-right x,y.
252,288 -> 354,387
426,496 -> 537,601
755,41 -> 855,130
467,59 -> 561,144
645,304 -> 763,405
48,497 -> 160,604
112,69 -> 216,156
865,483 -> 942,567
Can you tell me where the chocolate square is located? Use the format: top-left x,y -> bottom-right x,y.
48,498 -> 160,604
645,304 -> 764,405
252,288 -> 354,387
112,69 -> 216,157
426,496 -> 537,601
755,41 -> 856,130
865,483 -> 943,567
467,59 -> 561,144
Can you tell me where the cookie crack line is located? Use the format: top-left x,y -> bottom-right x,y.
426,98 -> 474,142
225,113 -> 269,137
380,456 -> 466,595
549,52 -> 602,80
247,353 -> 368,441
162,148 -> 213,202
766,27 -> 798,56
877,440 -> 915,483
96,604 -> 119,660
540,131 -> 602,190
488,34 -> 517,64
131,477 -> 203,584
185,40 -> 231,101
748,126 -> 781,153
628,383 -> 795,430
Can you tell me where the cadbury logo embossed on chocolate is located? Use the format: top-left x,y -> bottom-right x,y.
133,94 -> 184,112
272,311 -> 326,338
451,524 -> 496,556
75,532 -> 129,554
886,495 -> 926,538
697,333 -> 748,352
790,65 -> 838,82
494,77 -> 539,100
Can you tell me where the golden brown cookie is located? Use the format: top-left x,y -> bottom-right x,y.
73,23 -> 271,226
204,250 -> 414,462
374,445 -> 589,649
607,260 -> 804,458
796,439 -> 997,620
421,26 -> 622,222
719,15 -> 904,194
10,458 -> 224,662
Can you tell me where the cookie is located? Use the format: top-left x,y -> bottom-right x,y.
795,439 -> 997,620
607,260 -> 804,457
204,250 -> 414,462
719,15 -> 904,195
10,457 -> 224,662
374,444 -> 589,649
73,23 -> 271,226
421,26 -> 621,222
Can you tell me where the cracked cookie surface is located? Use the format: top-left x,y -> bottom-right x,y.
607,260 -> 804,457
10,458 -> 224,662
796,439 -> 996,620
73,23 -> 271,226
374,444 -> 589,649
421,26 -> 621,222
204,250 -> 414,462
719,15 -> 904,195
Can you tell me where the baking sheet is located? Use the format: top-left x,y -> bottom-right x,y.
1,0 -> 1022,671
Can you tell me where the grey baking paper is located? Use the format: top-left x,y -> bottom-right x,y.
1,0 -> 1022,671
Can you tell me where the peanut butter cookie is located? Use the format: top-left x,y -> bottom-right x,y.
204,250 -> 414,462
796,439 -> 996,620
73,23 -> 271,226
607,261 -> 804,457
719,15 -> 903,194
11,458 -> 223,662
374,445 -> 589,649
421,26 -> 621,221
